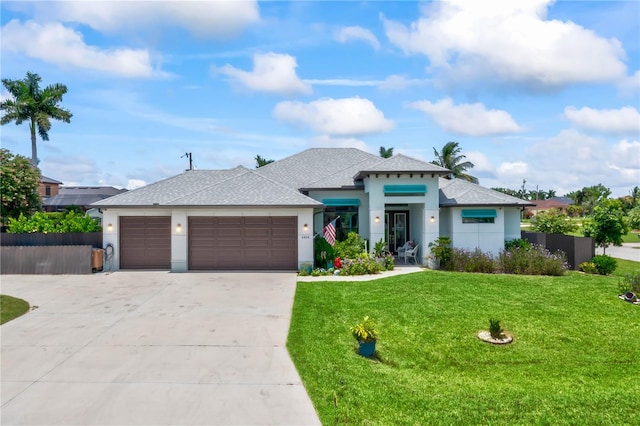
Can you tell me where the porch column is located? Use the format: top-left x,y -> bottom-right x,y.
369,204 -> 385,254
423,208 -> 440,263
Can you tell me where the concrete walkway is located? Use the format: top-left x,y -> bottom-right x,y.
1,272 -> 320,425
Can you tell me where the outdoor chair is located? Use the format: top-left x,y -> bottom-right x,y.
403,244 -> 419,264
397,241 -> 414,257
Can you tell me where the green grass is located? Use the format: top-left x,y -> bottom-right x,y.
288,270 -> 640,425
611,259 -> 640,278
0,294 -> 29,325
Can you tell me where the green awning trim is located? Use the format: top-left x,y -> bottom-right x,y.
322,198 -> 361,207
461,209 -> 497,218
383,185 -> 427,195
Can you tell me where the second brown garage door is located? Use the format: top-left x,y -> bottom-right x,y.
189,216 -> 297,270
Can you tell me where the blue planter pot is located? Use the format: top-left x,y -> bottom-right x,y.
358,340 -> 376,357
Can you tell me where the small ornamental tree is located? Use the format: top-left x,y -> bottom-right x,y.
583,199 -> 630,254
531,209 -> 577,234
0,148 -> 41,223
627,206 -> 640,231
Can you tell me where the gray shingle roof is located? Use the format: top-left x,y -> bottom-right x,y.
353,154 -> 450,179
439,178 -> 533,207
93,166 -> 322,208
256,148 -> 381,189
44,186 -> 127,207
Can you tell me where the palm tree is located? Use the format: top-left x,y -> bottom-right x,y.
431,141 -> 478,183
379,146 -> 394,158
1,72 -> 72,167
255,154 -> 274,168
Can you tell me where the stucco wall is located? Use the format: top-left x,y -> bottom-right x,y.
449,207 -> 506,255
504,208 -> 523,242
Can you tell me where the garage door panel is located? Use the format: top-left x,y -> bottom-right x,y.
120,217 -> 170,270
189,216 -> 297,270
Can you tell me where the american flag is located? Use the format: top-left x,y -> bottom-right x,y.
323,218 -> 337,246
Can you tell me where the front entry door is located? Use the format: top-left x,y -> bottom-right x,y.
386,211 -> 410,253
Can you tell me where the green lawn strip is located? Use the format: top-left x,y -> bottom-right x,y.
611,259 -> 640,278
0,294 -> 30,325
288,271 -> 639,425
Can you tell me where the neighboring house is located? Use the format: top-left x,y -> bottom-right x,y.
525,197 -> 574,217
93,148 -> 531,272
38,176 -> 63,198
43,186 -> 127,213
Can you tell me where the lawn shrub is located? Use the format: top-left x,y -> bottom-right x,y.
428,236 -> 453,270
579,261 -> 598,274
333,232 -> 366,260
7,211 -> 101,233
451,248 -> 495,273
341,256 -> 382,275
504,238 -> 531,250
498,244 -> 568,276
618,272 -> 640,294
489,318 -> 504,339
591,254 -> 617,275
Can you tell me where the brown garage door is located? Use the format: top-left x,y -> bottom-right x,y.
189,216 -> 297,270
120,217 -> 171,269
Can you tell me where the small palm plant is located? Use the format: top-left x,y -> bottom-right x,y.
489,318 -> 504,339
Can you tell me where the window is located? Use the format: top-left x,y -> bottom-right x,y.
461,209 -> 497,224
462,217 -> 495,224
324,206 -> 358,241
45,185 -> 51,196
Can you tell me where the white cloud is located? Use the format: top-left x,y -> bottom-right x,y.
215,53 -> 312,96
564,106 -> 640,135
378,75 -> 430,91
126,179 -> 146,190
618,70 -> 640,95
497,161 -> 529,180
465,151 -> 495,173
610,139 -> 640,169
1,20 -> 160,78
408,98 -> 523,136
273,97 -> 394,136
334,26 -> 380,50
304,78 -> 381,87
382,0 -> 628,88
31,1 -> 259,39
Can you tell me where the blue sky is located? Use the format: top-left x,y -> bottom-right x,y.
1,1 -> 638,197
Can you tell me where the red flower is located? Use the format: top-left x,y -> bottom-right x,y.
334,257 -> 342,269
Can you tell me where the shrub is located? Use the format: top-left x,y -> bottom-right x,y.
531,210 -> 577,234
429,237 -> 453,270
7,211 -> 101,233
627,206 -> 640,230
579,261 -> 598,274
341,256 -> 382,276
505,238 -> 531,251
333,232 -> 366,260
618,272 -> 640,294
590,255 -> 617,275
314,236 -> 335,268
450,248 -> 495,273
498,245 -> 568,276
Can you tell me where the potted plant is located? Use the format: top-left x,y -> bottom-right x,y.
350,316 -> 378,357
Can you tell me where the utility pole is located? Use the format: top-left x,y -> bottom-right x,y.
182,152 -> 193,171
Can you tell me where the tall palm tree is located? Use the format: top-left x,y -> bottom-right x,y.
1,72 -> 72,167
431,141 -> 478,183
379,146 -> 394,158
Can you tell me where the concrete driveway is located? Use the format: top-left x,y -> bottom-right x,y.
1,272 -> 320,425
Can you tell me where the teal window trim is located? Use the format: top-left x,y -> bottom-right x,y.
461,209 -> 497,218
383,185 -> 427,196
322,198 -> 361,207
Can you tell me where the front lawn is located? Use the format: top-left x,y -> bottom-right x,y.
0,294 -> 30,325
288,270 -> 640,425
